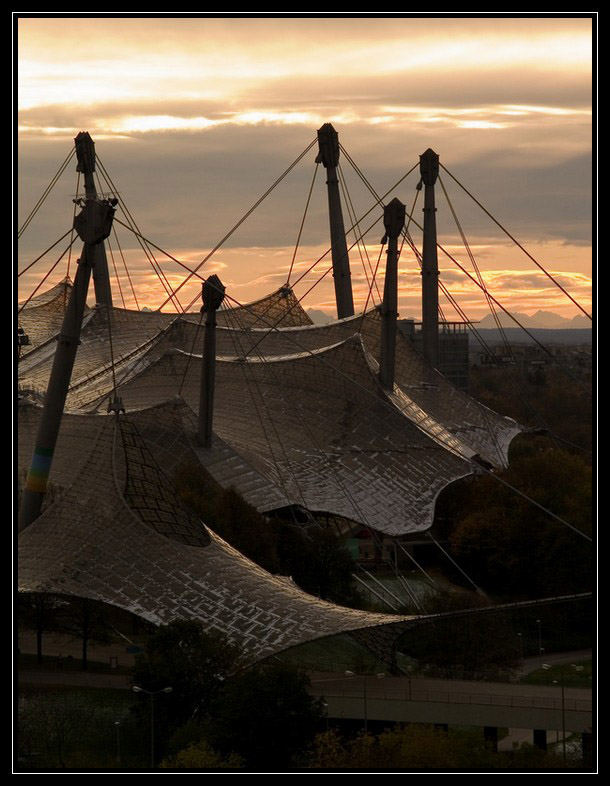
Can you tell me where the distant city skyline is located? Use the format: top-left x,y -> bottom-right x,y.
16,14 -> 594,320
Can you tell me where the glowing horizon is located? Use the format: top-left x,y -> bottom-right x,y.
18,240 -> 592,322
16,15 -> 594,321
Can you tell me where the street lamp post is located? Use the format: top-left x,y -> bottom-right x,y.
542,663 -> 583,763
132,685 -> 173,769
345,670 -> 385,734
321,700 -> 329,733
555,675 -> 566,763
114,720 -> 121,766
536,619 -> 543,663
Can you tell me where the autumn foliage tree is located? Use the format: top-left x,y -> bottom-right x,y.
445,439 -> 592,600
307,726 -> 578,771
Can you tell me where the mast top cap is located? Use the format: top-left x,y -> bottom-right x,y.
75,131 -> 96,175
315,123 -> 340,168
383,197 -> 406,238
419,148 -> 439,185
202,274 -> 226,312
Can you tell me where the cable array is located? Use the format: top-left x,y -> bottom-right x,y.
18,141 -> 594,562
439,163 -> 592,320
18,148 -> 75,239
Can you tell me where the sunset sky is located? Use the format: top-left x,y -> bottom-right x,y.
16,14 -> 594,321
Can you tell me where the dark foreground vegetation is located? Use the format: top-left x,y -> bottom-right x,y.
17,621 -> 324,771
17,621 -> 591,772
17,361 -> 593,771
469,362 -> 592,457
433,434 -> 592,601
433,361 -> 592,600
306,726 -> 580,771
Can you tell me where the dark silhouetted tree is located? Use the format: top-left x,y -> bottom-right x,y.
205,662 -> 325,769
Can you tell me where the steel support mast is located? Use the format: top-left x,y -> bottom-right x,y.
316,123 -> 354,320
420,148 -> 440,368
198,275 -> 226,448
19,143 -> 117,530
75,132 -> 114,307
379,198 -> 406,390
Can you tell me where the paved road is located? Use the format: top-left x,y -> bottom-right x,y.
308,669 -> 592,702
18,669 -> 132,690
308,671 -> 592,734
517,650 -> 592,676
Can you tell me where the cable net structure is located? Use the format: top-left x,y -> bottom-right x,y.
18,278 -> 80,357
17,281 -> 520,535
17,287 -> 312,401
19,130 -> 590,660
17,398 -> 419,665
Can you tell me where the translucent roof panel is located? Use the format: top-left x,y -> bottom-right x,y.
18,279 -> 81,358
77,336 -> 473,535
18,410 -> 417,665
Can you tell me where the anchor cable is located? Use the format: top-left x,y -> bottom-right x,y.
18,147 -> 76,238
155,138 -> 318,310
95,159 -> 184,312
18,228 -> 75,278
18,236 -> 80,313
286,162 -> 320,285
439,163 -> 592,320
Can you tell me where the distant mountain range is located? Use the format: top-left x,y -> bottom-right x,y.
306,309 -> 334,325
473,327 -> 591,346
307,308 -> 592,330
476,310 -> 592,329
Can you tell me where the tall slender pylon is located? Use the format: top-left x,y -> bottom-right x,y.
19,134 -> 117,530
420,148 -> 440,368
379,198 -> 406,390
316,123 -> 354,320
75,132 -> 114,307
198,275 -> 226,448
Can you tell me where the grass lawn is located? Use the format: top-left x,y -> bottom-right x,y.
520,660 -> 593,688
275,633 -> 387,674
17,683 -> 149,771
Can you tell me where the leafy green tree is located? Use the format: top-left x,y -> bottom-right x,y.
447,444 -> 592,599
205,662 -> 325,769
130,620 -> 241,760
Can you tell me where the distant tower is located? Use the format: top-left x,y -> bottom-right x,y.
316,123 -> 354,320
420,148 -> 440,368
379,198 -> 406,390
74,132 -> 114,307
